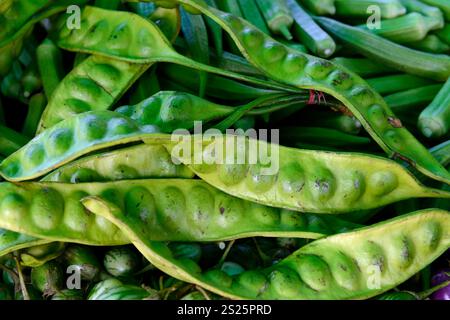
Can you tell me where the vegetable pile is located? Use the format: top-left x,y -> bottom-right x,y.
0,0 -> 449,300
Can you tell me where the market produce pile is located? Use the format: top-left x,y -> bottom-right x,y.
0,0 -> 449,300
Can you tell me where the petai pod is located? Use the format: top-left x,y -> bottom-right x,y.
0,179 -> 359,245
92,207 -> 450,300
115,91 -> 309,133
0,228 -> 50,257
161,134 -> 450,213
54,6 -> 299,93
37,55 -> 148,133
42,144 -> 195,183
168,0 -> 450,185
0,111 -> 160,181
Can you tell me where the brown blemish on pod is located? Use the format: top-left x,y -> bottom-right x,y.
215,194 -> 244,228
278,163 -> 305,196
358,241 -> 386,274
305,59 -> 334,80
418,220 -> 442,252
391,235 -> 414,269
328,70 -> 353,90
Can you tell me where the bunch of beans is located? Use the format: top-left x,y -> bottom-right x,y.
0,0 -> 449,301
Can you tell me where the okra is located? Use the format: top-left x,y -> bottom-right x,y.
358,13 -> 440,44
418,77 -> 450,138
256,0 -> 294,40
317,17 -> 450,81
287,0 -> 336,58
367,74 -> 435,95
334,0 -> 407,18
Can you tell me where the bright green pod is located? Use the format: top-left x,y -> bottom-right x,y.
0,179 -> 360,245
54,6 -> 295,93
42,144 -> 195,183
37,55 -> 149,133
169,0 -> 450,184
408,34 -> 450,53
1,111 -> 160,181
115,91 -> 307,133
255,0 -> 294,40
162,134 -> 450,213
90,207 -> 450,300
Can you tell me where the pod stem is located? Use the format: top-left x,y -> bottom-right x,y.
13,255 -> 30,301
279,25 -> 293,41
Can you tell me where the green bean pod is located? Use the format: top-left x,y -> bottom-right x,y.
0,179 -> 360,245
37,55 -> 149,133
116,91 -> 307,133
299,0 -> 336,15
54,6 -> 295,93
169,0 -> 450,184
408,34 -> 450,53
89,207 -> 450,300
418,77 -> 450,139
162,134 -> 449,213
331,57 -> 393,78
42,144 -> 195,183
1,111 -> 162,181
